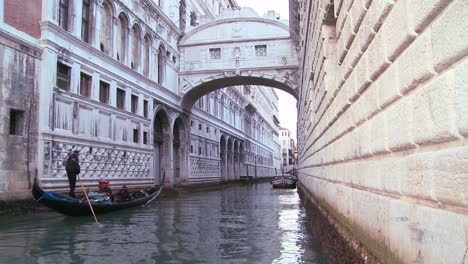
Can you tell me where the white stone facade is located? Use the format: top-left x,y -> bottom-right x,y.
294,0 -> 468,263
0,0 -> 286,194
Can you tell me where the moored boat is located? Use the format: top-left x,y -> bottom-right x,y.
271,174 -> 297,189
32,176 -> 164,216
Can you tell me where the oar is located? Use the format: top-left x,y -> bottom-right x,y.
78,175 -> 99,224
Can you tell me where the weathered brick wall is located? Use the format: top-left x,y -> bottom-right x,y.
297,0 -> 467,263
4,0 -> 42,38
0,32 -> 41,196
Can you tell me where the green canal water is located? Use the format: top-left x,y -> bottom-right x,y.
0,182 -> 326,264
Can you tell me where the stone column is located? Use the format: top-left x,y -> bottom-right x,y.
112,17 -> 118,60
0,0 -> 4,23
72,0 -> 83,38
138,36 -> 144,74
70,62 -> 80,95
91,1 -> 102,50
41,0 -> 56,23
149,46 -> 157,81
127,26 -> 133,68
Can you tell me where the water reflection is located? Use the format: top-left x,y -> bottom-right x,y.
0,182 -> 326,263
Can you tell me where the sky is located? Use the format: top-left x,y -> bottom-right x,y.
235,0 -> 298,140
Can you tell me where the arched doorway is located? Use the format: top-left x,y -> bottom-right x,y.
172,117 -> 187,185
153,110 -> 170,183
219,135 -> 227,182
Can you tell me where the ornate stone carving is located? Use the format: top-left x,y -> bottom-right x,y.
43,140 -> 151,179
232,47 -> 241,58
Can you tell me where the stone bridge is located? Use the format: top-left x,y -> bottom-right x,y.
178,8 -> 299,109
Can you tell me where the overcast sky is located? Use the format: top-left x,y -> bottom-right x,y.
235,0 -> 298,140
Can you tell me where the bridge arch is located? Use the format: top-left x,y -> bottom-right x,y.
178,7 -> 299,110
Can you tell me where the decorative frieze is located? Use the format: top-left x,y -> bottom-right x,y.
42,140 -> 151,179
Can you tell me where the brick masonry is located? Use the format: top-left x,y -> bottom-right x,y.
296,0 -> 467,263
0,31 -> 41,195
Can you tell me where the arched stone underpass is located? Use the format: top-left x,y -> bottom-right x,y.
176,8 -> 299,183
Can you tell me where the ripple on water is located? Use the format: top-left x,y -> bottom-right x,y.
0,182 -> 326,263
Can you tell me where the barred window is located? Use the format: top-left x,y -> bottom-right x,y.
57,62 -> 71,90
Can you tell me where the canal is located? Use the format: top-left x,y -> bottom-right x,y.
0,182 -> 327,263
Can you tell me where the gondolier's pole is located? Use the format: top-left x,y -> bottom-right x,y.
78,175 -> 99,224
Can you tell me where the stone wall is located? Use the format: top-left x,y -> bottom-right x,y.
0,31 -> 41,197
297,0 -> 467,263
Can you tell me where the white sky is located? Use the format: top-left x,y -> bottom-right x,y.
235,0 -> 298,140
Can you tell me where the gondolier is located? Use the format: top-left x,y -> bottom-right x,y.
65,150 -> 80,198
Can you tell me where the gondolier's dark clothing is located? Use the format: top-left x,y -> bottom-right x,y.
65,154 -> 80,198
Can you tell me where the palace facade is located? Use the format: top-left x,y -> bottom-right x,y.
0,0 -> 281,197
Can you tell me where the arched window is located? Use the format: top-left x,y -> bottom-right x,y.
100,2 -> 112,54
143,34 -> 151,77
157,45 -> 165,84
116,13 -> 128,63
131,24 -> 141,70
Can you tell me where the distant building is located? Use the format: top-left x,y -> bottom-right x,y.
279,127 -> 294,167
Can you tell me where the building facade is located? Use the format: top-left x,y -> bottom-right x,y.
292,0 -> 468,263
0,0 -> 281,196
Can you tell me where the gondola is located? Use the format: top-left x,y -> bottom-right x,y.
271,174 -> 297,189
32,176 -> 164,216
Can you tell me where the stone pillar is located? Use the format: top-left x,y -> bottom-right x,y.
91,1 -> 102,50
127,26 -> 132,68
109,80 -> 117,108
154,46 -> 160,83
112,17 -> 118,60
41,0 -> 56,23
0,0 -> 4,23
70,62 -> 80,95
149,46 -> 157,81
91,71 -> 100,101
72,0 -> 83,38
138,36 -> 144,74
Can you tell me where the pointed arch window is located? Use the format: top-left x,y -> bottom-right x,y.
117,14 -> 129,63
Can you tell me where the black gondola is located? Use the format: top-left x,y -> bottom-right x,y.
32,176 -> 164,216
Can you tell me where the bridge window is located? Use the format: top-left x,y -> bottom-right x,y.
255,45 -> 267,56
209,48 -> 221,59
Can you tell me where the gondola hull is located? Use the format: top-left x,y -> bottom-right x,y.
271,175 -> 297,189
32,178 -> 164,216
